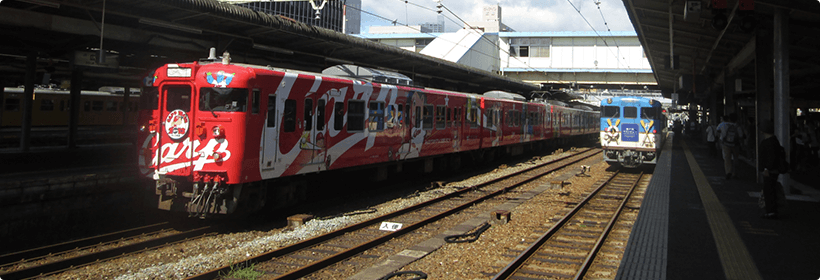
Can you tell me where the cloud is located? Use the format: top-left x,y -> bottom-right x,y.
360,0 -> 635,33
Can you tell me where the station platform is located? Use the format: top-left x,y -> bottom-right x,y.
0,143 -> 135,176
616,133 -> 820,280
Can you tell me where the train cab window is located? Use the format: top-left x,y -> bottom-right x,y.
40,99 -> 55,111
165,86 -> 191,112
334,102 -> 344,130
4,98 -> 19,111
641,107 -> 657,119
435,106 -> 445,129
284,99 -> 296,132
106,101 -> 117,111
252,89 -> 260,114
317,100 -> 326,130
368,101 -> 385,131
602,106 -> 620,118
348,100 -> 365,131
199,88 -> 247,112
267,96 -> 276,128
423,105 -> 433,130
624,107 -> 637,119
92,100 -> 104,111
304,99 -> 313,131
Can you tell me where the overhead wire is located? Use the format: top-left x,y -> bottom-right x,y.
566,0 -> 632,72
348,4 -> 502,63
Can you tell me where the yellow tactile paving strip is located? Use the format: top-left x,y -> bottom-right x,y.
681,140 -> 763,280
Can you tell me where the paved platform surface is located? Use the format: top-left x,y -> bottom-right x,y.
617,133 -> 820,280
0,143 -> 135,176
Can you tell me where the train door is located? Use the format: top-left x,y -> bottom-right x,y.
157,84 -> 194,175
304,95 -> 327,166
262,94 -> 277,170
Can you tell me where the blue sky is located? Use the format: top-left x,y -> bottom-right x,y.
360,0 -> 636,33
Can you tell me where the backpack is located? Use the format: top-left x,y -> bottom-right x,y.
724,124 -> 739,146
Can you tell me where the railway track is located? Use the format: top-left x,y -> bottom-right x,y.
492,169 -> 650,280
189,148 -> 602,280
0,222 -> 216,279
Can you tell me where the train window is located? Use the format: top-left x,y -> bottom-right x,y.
304,99 -> 313,131
252,89 -> 260,114
199,88 -> 247,112
414,106 -> 421,128
348,100 -> 365,131
266,96 -> 276,128
60,100 -> 70,111
165,86 -> 191,112
317,100 -> 326,130
398,104 -> 405,125
602,106 -> 619,118
436,106 -> 445,129
106,101 -> 117,111
334,102 -> 344,130
641,107 -> 657,119
624,107 -> 637,119
284,99 -> 296,132
92,100 -> 104,111
469,108 -> 478,128
368,101 -> 384,131
446,107 -> 452,123
4,98 -> 19,111
83,101 -> 90,111
423,105 -> 433,130
40,99 -> 55,111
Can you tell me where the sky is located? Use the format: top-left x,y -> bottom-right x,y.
359,0 -> 635,34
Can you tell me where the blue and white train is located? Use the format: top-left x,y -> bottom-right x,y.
599,96 -> 667,167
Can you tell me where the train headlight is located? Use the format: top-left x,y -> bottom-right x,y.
212,125 -> 225,139
140,125 -> 146,132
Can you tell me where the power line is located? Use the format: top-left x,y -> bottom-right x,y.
566,0 -> 632,72
349,5 -> 501,62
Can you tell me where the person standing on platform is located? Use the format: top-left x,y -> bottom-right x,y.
706,120 -> 717,157
758,120 -> 787,218
719,114 -> 743,179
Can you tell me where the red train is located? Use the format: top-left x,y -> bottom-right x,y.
137,51 -> 599,217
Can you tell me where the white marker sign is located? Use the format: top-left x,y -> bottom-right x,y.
379,221 -> 403,232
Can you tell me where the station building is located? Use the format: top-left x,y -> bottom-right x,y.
358,5 -> 657,92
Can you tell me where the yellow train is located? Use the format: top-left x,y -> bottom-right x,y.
1,87 -> 140,127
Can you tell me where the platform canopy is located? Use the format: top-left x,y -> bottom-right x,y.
0,0 -> 538,95
622,0 -> 820,104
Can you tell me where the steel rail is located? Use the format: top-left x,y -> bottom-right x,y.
573,172 -> 643,279
492,170 -> 637,280
0,222 -> 169,266
188,148 -> 601,280
0,226 -> 213,280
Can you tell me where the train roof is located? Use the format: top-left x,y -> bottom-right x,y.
3,87 -> 134,97
600,96 -> 661,107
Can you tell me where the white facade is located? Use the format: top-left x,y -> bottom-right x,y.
358,4 -> 654,87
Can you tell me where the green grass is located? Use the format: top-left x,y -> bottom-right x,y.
222,262 -> 264,280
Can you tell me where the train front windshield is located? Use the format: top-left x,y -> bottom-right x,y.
199,88 -> 248,112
